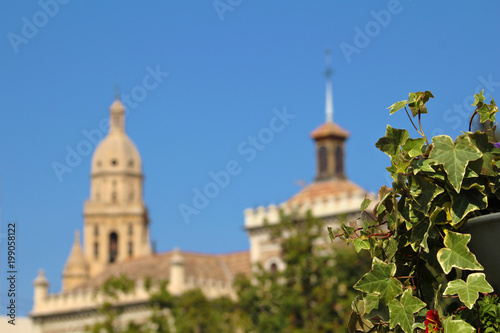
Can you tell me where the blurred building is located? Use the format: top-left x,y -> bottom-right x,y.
245,52 -> 375,270
30,57 -> 373,332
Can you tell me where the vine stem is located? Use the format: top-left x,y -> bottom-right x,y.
469,109 -> 478,132
434,225 -> 445,240
405,107 -> 421,134
418,111 -> 429,145
404,107 -> 429,144
332,221 -> 388,238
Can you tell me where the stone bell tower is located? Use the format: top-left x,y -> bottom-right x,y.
62,98 -> 152,290
311,50 -> 349,182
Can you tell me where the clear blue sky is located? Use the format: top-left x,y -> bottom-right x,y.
2,1 -> 500,316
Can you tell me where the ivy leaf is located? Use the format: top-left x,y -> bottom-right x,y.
403,138 -> 426,157
437,230 -> 483,274
353,237 -> 371,252
407,91 -> 434,117
429,205 -> 448,225
364,293 -> 380,314
354,257 -> 404,303
443,317 -> 475,333
449,188 -> 488,226
375,125 -> 409,159
443,273 -> 493,309
388,289 -> 426,333
477,103 -> 493,123
472,90 -> 486,106
392,153 -> 412,174
413,158 -> 436,174
410,176 -> 444,215
360,198 -> 372,211
412,322 -> 426,331
410,220 -> 433,253
429,135 -> 482,193
342,224 -> 355,238
387,100 -> 408,115
467,131 -> 497,177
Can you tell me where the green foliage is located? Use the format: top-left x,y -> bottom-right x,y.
454,293 -> 500,331
442,317 -> 475,333
443,273 -> 493,309
429,135 -> 482,193
388,289 -> 426,333
86,274 -> 136,333
354,258 -> 403,304
436,230 -> 483,274
87,277 -> 234,333
235,211 -> 370,333
172,288 -> 236,333
337,91 -> 500,332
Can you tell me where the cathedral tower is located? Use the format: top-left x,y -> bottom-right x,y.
79,98 -> 151,280
311,50 -> 349,181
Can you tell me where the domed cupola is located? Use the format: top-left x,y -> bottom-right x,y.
91,99 -> 142,176
82,96 -> 151,278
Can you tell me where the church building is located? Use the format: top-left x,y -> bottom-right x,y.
30,55 -> 373,332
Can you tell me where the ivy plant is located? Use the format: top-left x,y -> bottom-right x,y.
333,90 -> 500,332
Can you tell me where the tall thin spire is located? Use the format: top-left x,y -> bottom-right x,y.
324,49 -> 334,123
114,84 -> 121,101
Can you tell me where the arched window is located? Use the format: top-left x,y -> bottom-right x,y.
128,242 -> 133,257
109,232 -> 118,263
94,242 -> 99,259
94,225 -> 99,237
265,257 -> 284,274
335,146 -> 344,175
318,146 -> 328,174
128,224 -> 133,236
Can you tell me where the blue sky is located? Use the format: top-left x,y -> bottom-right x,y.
2,1 -> 500,316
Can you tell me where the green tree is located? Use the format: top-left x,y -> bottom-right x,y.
172,288 -> 236,333
235,211 -> 370,332
85,274 -> 137,333
88,275 -> 237,333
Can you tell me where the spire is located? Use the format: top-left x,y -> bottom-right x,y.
62,230 -> 89,291
324,49 -> 334,123
64,231 -> 88,269
110,97 -> 126,133
114,84 -> 121,101
310,50 -> 348,181
34,269 -> 49,286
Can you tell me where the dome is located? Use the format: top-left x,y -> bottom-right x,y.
310,121 -> 349,140
91,132 -> 142,174
91,99 -> 142,175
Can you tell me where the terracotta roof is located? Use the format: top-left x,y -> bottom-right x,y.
73,250 -> 250,290
310,121 -> 349,139
218,251 -> 252,277
287,179 -> 365,205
